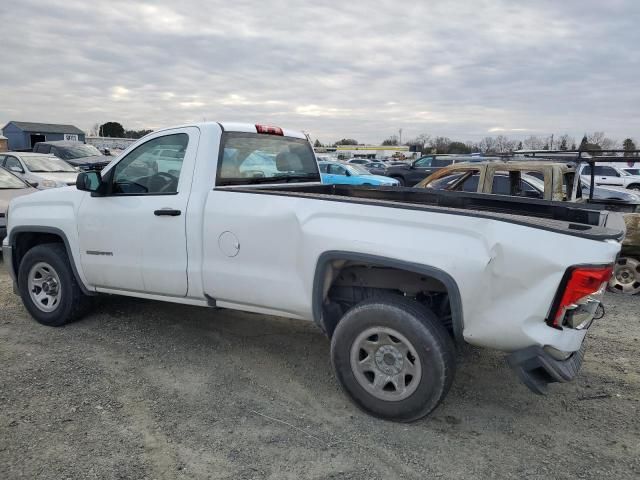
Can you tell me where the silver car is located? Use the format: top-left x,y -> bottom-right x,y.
0,152 -> 78,189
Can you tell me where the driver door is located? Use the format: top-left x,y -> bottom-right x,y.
77,128 -> 199,296
408,156 -> 437,185
327,163 -> 351,184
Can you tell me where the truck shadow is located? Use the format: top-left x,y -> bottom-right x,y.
86,294 -> 561,426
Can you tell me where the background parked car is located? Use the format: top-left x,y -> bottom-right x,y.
0,152 -> 78,189
33,141 -> 111,170
623,167 -> 640,176
346,158 -> 374,166
579,164 -> 640,191
363,161 -> 388,171
370,155 -> 487,186
0,166 -> 37,241
318,161 -> 399,186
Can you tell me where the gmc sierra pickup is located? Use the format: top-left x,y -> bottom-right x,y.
2,122 -> 624,421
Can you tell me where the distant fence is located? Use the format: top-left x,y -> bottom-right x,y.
86,136 -> 137,151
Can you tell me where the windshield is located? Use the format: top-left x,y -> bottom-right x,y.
0,168 -> 28,188
346,164 -> 371,175
23,155 -> 76,172
217,132 -> 320,185
56,144 -> 102,160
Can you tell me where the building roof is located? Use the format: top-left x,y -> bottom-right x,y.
4,121 -> 84,135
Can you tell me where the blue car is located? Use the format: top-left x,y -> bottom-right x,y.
319,161 -> 400,186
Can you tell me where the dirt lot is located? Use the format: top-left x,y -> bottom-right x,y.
0,257 -> 638,480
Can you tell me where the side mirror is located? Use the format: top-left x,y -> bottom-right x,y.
76,171 -> 102,193
27,181 -> 39,188
345,170 -> 351,176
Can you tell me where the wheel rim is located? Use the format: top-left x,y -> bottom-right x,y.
609,257 -> 640,295
28,262 -> 62,312
350,326 -> 422,402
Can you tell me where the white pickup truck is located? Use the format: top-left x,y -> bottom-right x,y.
2,122 -> 624,421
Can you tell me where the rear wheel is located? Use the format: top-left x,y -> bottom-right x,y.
18,243 -> 90,326
608,257 -> 640,295
331,296 -> 456,422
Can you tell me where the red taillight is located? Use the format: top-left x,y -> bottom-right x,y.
255,124 -> 283,136
550,265 -> 613,328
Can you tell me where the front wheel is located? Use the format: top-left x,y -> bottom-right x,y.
627,184 -> 640,191
18,243 -> 90,326
331,296 -> 456,422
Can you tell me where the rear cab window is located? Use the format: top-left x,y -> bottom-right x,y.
216,132 -> 320,186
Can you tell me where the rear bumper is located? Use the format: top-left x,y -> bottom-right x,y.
506,342 -> 586,395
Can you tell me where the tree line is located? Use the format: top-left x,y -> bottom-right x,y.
89,122 -> 153,139
320,132 -> 638,156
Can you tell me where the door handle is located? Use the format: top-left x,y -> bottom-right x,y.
154,209 -> 181,216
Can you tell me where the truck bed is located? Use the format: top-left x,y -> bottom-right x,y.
235,184 -> 624,242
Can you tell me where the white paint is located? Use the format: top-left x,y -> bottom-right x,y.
4,121 -> 622,355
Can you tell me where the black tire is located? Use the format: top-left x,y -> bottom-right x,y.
627,184 -> 640,191
18,243 -> 90,327
331,296 -> 456,422
390,176 -> 405,186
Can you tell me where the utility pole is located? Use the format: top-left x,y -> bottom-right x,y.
399,128 -> 403,145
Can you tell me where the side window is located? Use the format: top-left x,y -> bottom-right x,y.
5,156 -> 23,172
600,166 -> 618,177
318,163 -> 329,173
414,157 -> 432,168
111,133 -> 188,195
39,145 -> 51,154
582,165 -> 592,175
50,146 -> 59,157
460,173 -> 480,192
329,164 -> 346,175
432,158 -> 453,168
491,175 -> 512,195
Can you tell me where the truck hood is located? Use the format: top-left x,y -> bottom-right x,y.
0,187 -> 38,213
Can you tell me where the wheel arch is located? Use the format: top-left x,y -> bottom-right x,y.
8,226 -> 92,296
312,250 -> 464,343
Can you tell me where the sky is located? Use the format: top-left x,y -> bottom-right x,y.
1,0 -> 639,144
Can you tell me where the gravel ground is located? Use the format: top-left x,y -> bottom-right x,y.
0,256 -> 638,480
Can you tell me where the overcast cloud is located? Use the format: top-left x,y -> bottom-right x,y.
1,0 -> 639,143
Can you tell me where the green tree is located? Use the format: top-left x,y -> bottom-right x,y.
124,129 -> 153,139
99,122 -> 125,138
579,134 -> 589,150
313,139 -> 322,148
559,137 -> 568,151
447,141 -> 470,154
334,138 -> 358,146
382,136 -> 399,146
622,138 -> 637,156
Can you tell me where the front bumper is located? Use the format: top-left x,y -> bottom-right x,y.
506,342 -> 586,395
